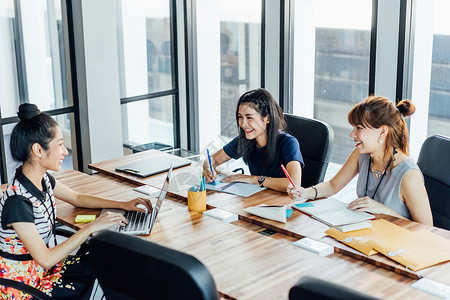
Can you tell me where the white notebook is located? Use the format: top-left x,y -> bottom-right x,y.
292,198 -> 375,227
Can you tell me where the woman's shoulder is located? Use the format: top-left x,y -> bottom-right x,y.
279,132 -> 298,144
393,152 -> 418,170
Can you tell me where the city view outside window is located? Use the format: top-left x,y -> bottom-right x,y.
428,0 -> 450,138
219,0 -> 261,139
118,0 -> 176,151
293,0 -> 372,165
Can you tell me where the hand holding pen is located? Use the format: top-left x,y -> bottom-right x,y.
203,149 -> 217,184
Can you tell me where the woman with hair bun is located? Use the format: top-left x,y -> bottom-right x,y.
0,103 -> 153,299
288,96 -> 432,225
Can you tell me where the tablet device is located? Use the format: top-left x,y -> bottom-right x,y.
115,156 -> 191,178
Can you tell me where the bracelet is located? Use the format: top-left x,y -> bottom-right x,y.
311,186 -> 318,200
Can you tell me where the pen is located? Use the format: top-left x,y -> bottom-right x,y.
207,149 -> 214,174
280,164 -> 296,188
207,149 -> 216,185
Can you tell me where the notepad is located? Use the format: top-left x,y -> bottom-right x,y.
292,198 -> 375,227
206,174 -> 266,197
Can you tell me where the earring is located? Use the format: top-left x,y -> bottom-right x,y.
378,138 -> 383,144
38,154 -> 42,158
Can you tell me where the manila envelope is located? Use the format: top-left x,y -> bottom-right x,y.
367,229 -> 450,271
326,219 -> 411,256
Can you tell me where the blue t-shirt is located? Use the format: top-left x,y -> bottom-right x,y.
223,132 -> 304,178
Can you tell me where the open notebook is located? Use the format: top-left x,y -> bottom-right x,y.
292,198 -> 375,227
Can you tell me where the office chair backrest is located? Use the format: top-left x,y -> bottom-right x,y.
417,134 -> 450,230
289,276 -> 380,300
284,114 -> 334,188
90,231 -> 219,300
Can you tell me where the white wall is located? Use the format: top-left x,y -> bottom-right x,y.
74,0 -> 123,172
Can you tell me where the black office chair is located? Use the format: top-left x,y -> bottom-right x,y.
289,276 -> 380,300
284,113 -> 334,188
89,231 -> 220,300
417,134 -> 450,230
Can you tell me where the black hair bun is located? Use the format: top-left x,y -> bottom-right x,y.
17,103 -> 41,121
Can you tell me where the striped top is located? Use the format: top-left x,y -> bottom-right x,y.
0,167 -> 56,258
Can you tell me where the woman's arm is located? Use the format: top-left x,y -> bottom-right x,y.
288,148 -> 360,201
12,211 -> 126,269
401,169 -> 433,225
53,180 -> 152,212
221,160 -> 302,192
202,149 -> 232,182
257,160 -> 302,192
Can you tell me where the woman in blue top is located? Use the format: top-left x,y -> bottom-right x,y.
203,88 -> 304,192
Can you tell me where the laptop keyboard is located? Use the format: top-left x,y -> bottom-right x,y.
120,210 -> 151,232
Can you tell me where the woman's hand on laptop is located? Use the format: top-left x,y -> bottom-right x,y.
121,197 -> 153,213
87,211 -> 128,233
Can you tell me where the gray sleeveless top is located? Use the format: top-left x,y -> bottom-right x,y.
356,153 -> 421,220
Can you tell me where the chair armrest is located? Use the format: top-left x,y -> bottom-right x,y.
0,278 -> 53,300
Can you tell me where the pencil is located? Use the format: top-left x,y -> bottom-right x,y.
281,164 -> 296,187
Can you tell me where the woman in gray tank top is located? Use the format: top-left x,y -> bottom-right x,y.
287,96 -> 432,225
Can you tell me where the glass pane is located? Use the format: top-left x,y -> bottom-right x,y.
2,113 -> 73,182
0,0 -> 68,117
121,96 -> 174,151
0,0 -> 19,115
219,0 -> 261,138
315,0 -> 371,164
118,0 -> 173,98
428,0 -> 450,137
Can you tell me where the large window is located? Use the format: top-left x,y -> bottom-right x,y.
219,0 -> 262,138
428,0 -> 450,137
118,0 -> 178,152
293,0 -> 372,164
0,0 -> 77,183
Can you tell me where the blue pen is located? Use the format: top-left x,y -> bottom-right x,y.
207,149 -> 216,185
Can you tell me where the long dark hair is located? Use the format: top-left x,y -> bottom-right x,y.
10,103 -> 58,163
348,96 -> 415,163
235,88 -> 286,165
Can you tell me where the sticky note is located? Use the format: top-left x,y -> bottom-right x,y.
286,208 -> 293,218
75,215 -> 96,223
294,203 -> 314,208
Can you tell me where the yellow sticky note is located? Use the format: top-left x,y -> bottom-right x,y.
75,215 -> 96,223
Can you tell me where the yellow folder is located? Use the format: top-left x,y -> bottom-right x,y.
325,219 -> 411,256
367,229 -> 450,271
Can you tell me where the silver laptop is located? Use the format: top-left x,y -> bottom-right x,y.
101,165 -> 172,235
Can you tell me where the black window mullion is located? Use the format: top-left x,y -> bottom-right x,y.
13,0 -> 28,103
368,0 -> 378,96
0,108 -> 8,184
170,0 -> 180,149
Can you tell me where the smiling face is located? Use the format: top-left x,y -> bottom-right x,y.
237,103 -> 270,147
40,126 -> 68,171
350,124 -> 384,154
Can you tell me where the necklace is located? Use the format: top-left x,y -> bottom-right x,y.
370,162 -> 385,179
366,148 -> 397,199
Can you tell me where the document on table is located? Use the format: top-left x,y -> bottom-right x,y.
205,174 -> 265,197
292,198 -> 375,226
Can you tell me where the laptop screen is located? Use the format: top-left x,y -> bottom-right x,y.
150,164 -> 172,229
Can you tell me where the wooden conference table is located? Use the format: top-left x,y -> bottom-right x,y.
49,149 -> 449,299
55,169 -> 424,300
